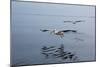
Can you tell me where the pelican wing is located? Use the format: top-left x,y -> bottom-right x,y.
64,21 -> 73,23
75,20 -> 85,22
74,20 -> 85,24
40,29 -> 50,32
60,30 -> 77,33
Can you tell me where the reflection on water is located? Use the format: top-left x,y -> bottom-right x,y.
41,44 -> 79,62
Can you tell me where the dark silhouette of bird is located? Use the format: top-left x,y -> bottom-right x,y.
64,20 -> 85,24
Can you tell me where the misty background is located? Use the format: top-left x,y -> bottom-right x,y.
11,1 -> 95,66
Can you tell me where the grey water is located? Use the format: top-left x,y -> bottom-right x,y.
11,1 -> 96,66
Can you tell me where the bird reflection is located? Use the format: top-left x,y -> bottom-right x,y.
41,44 -> 79,62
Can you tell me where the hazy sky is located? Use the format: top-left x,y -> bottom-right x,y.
12,0 -> 96,5
12,1 -> 95,17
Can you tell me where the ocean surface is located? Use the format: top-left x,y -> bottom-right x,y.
11,1 -> 96,66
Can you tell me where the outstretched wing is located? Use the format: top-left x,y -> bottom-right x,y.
40,29 -> 50,32
75,20 -> 85,22
73,20 -> 85,24
60,30 -> 77,33
64,21 -> 73,23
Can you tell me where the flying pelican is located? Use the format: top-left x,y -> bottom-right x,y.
40,29 -> 77,38
64,20 -> 85,24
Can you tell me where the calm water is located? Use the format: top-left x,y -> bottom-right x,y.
11,1 -> 95,66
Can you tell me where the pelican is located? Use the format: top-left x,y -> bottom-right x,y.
40,29 -> 77,38
64,20 -> 85,24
